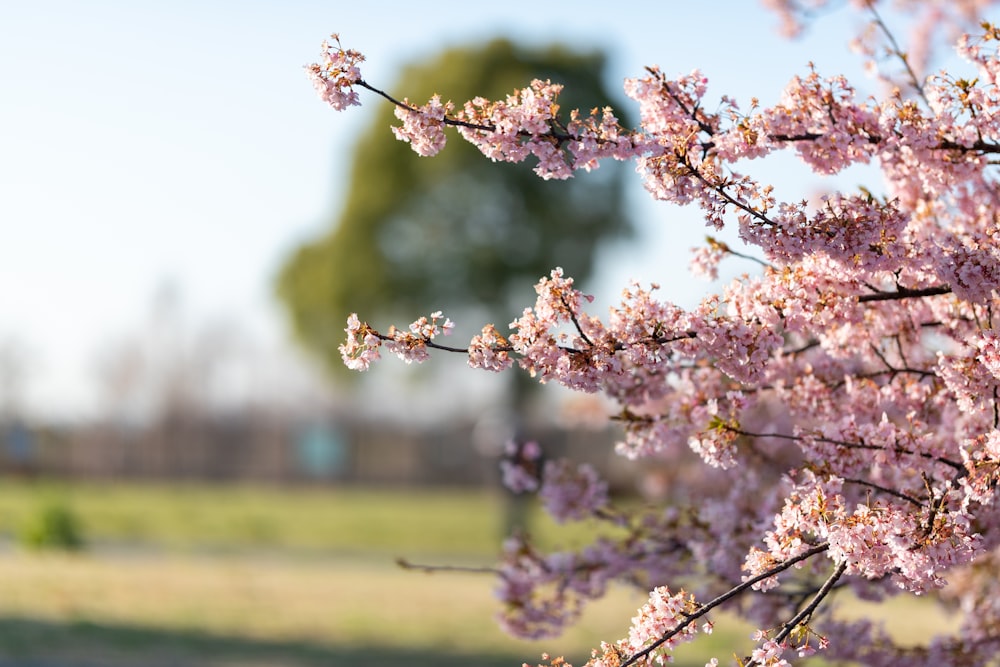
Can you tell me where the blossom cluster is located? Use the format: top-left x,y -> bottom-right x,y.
305,34 -> 363,111
392,95 -> 452,157
311,3 -> 1000,665
338,310 -> 454,369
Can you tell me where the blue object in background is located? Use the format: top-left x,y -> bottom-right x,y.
5,421 -> 34,465
296,424 -> 347,479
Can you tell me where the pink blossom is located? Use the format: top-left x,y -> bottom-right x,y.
392,95 -> 451,156
539,459 -> 609,522
500,440 -> 543,493
338,313 -> 381,371
305,34 -> 364,111
316,9 -> 1000,666
468,324 -> 514,372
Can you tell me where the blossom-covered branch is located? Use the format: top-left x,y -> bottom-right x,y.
307,2 -> 1000,664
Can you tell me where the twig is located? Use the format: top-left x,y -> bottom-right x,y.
865,2 -> 931,107
621,544 -> 829,667
396,558 -> 500,575
840,477 -> 924,507
726,426 -> 965,472
745,560 -> 848,666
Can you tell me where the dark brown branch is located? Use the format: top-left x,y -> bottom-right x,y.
373,331 -> 478,355
861,343 -> 935,380
728,426 -> 965,473
772,131 -> 1000,154
356,79 -> 579,143
857,285 -> 952,302
356,80 -> 496,133
561,294 -> 594,347
647,68 -> 716,137
396,558 -> 500,575
679,154 -> 779,228
621,544 -> 829,667
853,367 -> 936,381
746,560 -> 848,666
786,339 -> 821,356
840,477 -> 924,507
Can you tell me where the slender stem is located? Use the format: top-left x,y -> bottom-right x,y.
353,69 -> 1000,169
621,544 -> 829,667
374,331 -> 478,354
679,154 -> 778,228
865,2 -> 931,107
840,477 -> 924,507
356,79 -> 497,133
726,246 -> 773,270
559,294 -> 594,347
356,78 -> 579,143
745,560 -> 849,666
727,426 -> 965,472
396,558 -> 500,575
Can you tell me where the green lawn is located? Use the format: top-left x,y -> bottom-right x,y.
0,479 -> 965,666
0,550 -> 767,667
0,479 -> 645,666
0,479 -> 613,557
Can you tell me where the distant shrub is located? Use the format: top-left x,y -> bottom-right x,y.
19,501 -> 85,552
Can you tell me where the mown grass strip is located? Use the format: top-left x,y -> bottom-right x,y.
0,479 -> 622,557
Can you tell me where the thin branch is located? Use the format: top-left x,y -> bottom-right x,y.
857,285 -> 952,302
561,294 -> 594,347
621,544 -> 829,667
746,560 -> 849,666
853,367 -> 936,381
356,80 -> 496,133
679,154 -> 779,228
727,426 -> 966,472
396,558 -> 500,575
861,343 -> 935,380
868,342 -> 895,374
865,2 -> 931,107
647,68 -> 716,136
726,246 -> 773,270
356,78 -> 579,142
840,477 -> 924,507
786,339 -> 821,356
374,332 -> 478,355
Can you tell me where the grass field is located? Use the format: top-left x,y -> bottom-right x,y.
0,480 -> 613,557
0,551 -> 649,667
0,479 -> 965,666
0,479 -> 645,666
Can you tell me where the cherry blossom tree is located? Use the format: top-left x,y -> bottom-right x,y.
308,1 -> 1000,665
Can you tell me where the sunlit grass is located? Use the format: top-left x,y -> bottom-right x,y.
0,480 -> 602,557
0,480 -> 966,666
0,551 -> 962,667
0,551 -> 648,665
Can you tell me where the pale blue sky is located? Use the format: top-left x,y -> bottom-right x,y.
0,2 -> 937,419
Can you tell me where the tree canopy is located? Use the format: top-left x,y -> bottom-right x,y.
307,2 -> 1000,665
278,38 -> 633,375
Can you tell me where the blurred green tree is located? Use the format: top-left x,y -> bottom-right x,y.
277,38 -> 633,377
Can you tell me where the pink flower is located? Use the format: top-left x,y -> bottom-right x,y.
306,34 -> 364,111
392,96 -> 452,156
539,460 -> 609,522
317,11 -> 1000,665
338,313 -> 381,371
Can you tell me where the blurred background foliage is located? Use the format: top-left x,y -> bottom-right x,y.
17,497 -> 85,552
276,38 -> 634,377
